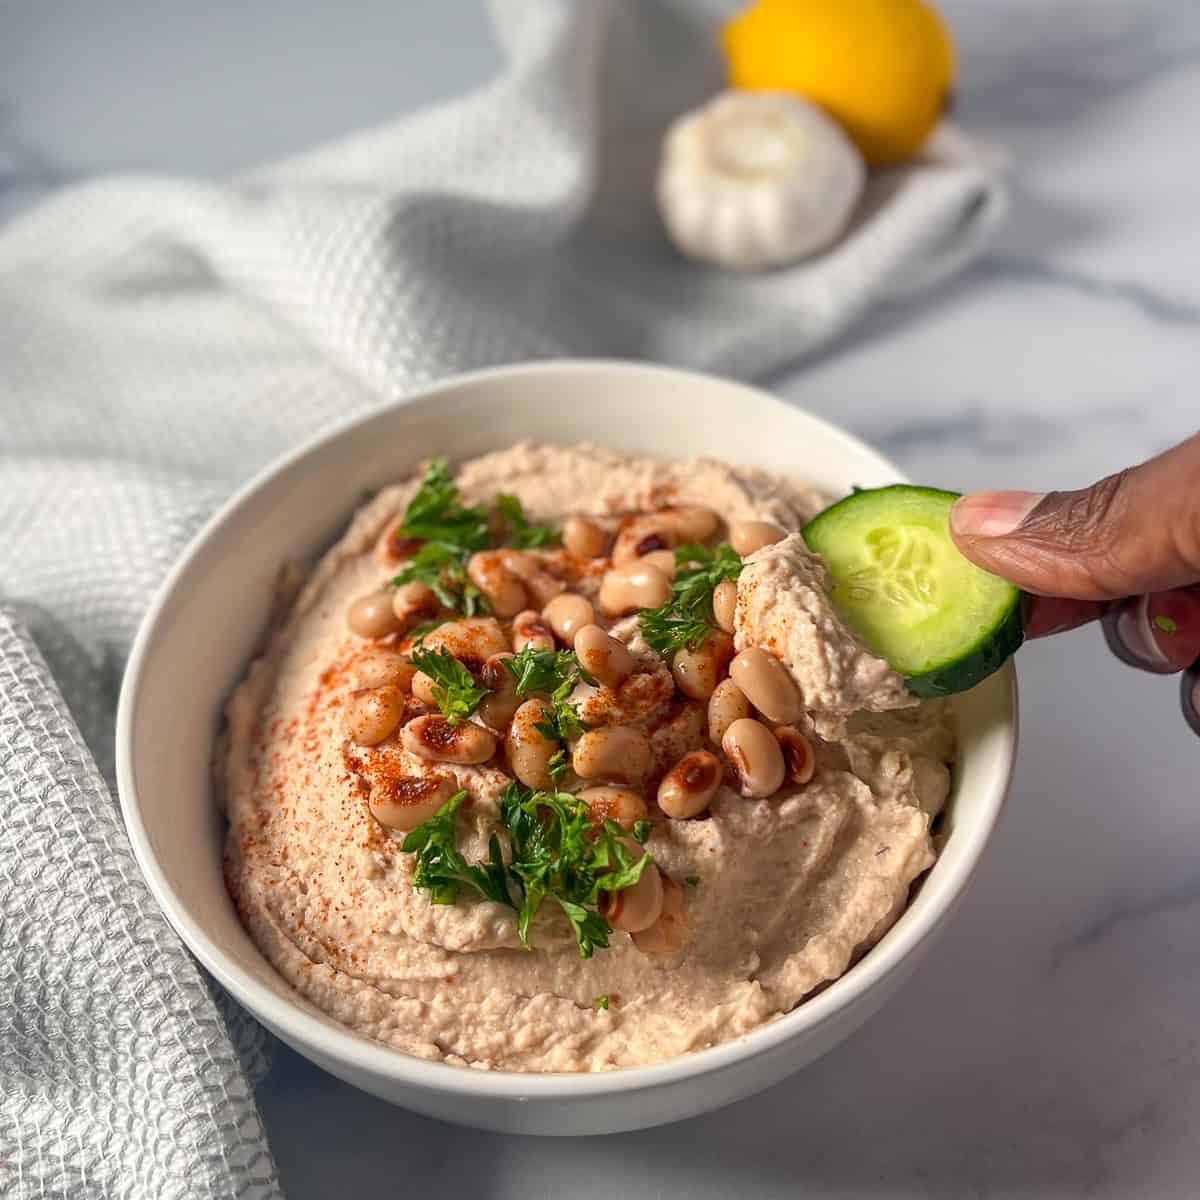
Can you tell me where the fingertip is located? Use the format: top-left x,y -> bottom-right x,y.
1147,588 -> 1200,670
950,491 -> 1045,540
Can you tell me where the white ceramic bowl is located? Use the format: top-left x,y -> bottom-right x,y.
116,360 -> 1016,1136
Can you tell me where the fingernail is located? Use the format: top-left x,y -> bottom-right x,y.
950,491 -> 1045,538
1113,595 -> 1172,672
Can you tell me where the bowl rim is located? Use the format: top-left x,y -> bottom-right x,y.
116,357 -> 1017,1099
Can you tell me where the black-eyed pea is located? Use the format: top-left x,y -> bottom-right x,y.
562,515 -> 609,558
579,785 -> 648,830
598,562 -> 672,616
774,726 -> 816,785
477,653 -> 522,731
506,699 -> 559,789
612,517 -> 676,567
346,592 -> 402,639
631,876 -> 688,956
712,578 -> 738,634
345,685 -> 407,746
401,714 -> 497,765
729,646 -> 803,724
355,648 -> 415,691
708,678 -> 752,745
671,630 -> 734,700
729,519 -> 785,557
721,717 -> 786,798
500,549 -> 566,608
542,592 -> 595,643
572,725 -> 652,786
467,551 -> 527,618
392,581 -> 440,626
640,548 -> 677,578
664,505 -> 720,542
422,618 -> 511,666
410,670 -> 440,708
601,854 -> 664,934
657,750 -> 722,819
573,624 -> 635,689
512,609 -> 555,652
369,774 -> 458,833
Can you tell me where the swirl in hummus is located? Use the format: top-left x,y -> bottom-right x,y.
220,443 -> 954,1073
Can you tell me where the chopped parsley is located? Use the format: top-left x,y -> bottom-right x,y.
396,457 -> 491,549
400,783 -> 655,959
400,790 -> 512,907
502,645 -> 594,744
639,542 -> 742,656
593,994 -> 610,1011
547,747 -> 570,785
394,541 -> 488,616
496,493 -> 560,550
391,459 -> 491,616
1154,614 -> 1179,635
500,783 -> 651,958
685,875 -> 700,887
390,466 -> 564,618
409,645 -> 491,724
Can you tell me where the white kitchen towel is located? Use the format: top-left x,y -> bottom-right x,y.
0,0 -> 1005,1195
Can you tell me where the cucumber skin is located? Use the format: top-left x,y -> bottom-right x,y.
802,484 -> 1025,699
902,595 -> 1024,698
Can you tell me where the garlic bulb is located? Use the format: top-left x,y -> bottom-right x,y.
656,90 -> 866,270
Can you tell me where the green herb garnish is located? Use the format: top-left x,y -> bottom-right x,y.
1154,614 -> 1179,635
501,783 -> 651,958
400,791 -> 512,907
593,994 -> 610,1011
547,747 -> 570,785
395,541 -> 488,615
639,542 -> 742,655
503,645 -> 594,743
391,459 -> 491,616
397,457 -> 490,549
409,646 -> 490,724
503,646 -> 581,696
496,493 -> 560,550
400,783 -> 654,959
685,875 -> 700,887
631,820 -> 652,845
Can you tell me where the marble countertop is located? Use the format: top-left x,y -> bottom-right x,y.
5,2 -> 1198,1197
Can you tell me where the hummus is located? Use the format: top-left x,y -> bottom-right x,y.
221,443 -> 954,1073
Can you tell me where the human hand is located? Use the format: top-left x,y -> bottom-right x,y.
948,432 -> 1200,680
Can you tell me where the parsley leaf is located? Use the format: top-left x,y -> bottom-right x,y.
402,783 -> 655,959
500,784 -> 652,959
496,493 -> 560,550
409,646 -> 491,724
547,748 -> 570,785
639,542 -> 742,655
593,994 -> 610,1011
685,874 -> 700,887
503,646 -> 581,696
398,457 -> 490,550
391,459 -> 491,617
503,645 -> 594,745
400,791 -> 513,908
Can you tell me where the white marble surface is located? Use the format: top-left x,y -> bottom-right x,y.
4,2 -> 1198,1197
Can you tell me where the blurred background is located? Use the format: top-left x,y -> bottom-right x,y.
3,3 -> 1198,1198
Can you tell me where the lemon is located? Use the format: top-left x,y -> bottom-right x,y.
721,0 -> 955,166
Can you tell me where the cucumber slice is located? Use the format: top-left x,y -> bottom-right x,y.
802,485 -> 1023,698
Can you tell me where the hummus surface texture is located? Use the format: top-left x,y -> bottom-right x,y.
221,443 -> 955,1073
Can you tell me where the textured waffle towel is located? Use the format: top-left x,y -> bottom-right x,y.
0,0 -> 1004,1195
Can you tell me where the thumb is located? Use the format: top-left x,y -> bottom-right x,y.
948,432 -> 1200,600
